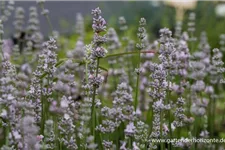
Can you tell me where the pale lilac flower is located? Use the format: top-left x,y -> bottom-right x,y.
220,34 -> 225,52
124,122 -> 136,137
187,12 -> 197,42
118,16 -> 128,31
75,13 -> 85,40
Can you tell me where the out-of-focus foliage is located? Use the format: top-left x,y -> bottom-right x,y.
100,1 -> 225,49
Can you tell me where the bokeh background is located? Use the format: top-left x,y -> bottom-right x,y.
2,1 -> 225,49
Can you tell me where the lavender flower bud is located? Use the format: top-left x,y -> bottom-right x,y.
124,122 -> 136,137
118,16 -> 128,31
102,140 -> 113,149
92,8 -> 106,33
188,12 -> 197,42
137,18 -> 147,50
92,46 -> 107,58
159,28 -> 172,44
205,86 -> 214,94
139,18 -> 146,26
0,20 -> 3,53
13,7 -> 25,38
175,21 -> 182,38
107,28 -> 121,51
220,34 -> 225,52
41,9 -> 49,16
75,13 -> 85,39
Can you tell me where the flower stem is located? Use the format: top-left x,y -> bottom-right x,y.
212,97 -> 216,138
4,121 -> 9,146
54,116 -> 59,150
103,50 -> 155,59
134,49 -> 141,111
85,61 -> 90,98
167,75 -> 172,150
39,3 -> 53,35
208,95 -> 212,138
40,81 -> 45,135
160,110 -> 164,150
91,57 -> 100,136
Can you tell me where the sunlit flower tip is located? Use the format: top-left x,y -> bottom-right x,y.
64,113 -> 70,120
60,98 -> 69,108
133,142 -> 140,150
91,7 -> 101,16
139,18 -> 146,26
13,131 -> 22,140
89,74 -> 94,79
52,101 -> 57,106
120,141 -> 127,150
37,135 -> 44,141
119,16 -> 126,24
124,122 -> 136,135
0,109 -> 7,119
41,9 -> 49,16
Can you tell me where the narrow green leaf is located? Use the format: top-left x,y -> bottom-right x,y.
99,66 -> 108,72
102,50 -> 155,59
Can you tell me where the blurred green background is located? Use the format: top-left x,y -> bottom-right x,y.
99,1 -> 225,49
3,1 -> 225,49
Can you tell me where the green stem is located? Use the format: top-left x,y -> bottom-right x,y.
116,127 -> 119,149
147,102 -> 153,128
167,76 -> 172,150
134,49 -> 141,111
212,97 -> 216,138
208,95 -> 212,138
85,61 -> 90,97
0,22 -> 5,61
187,87 -> 192,117
59,140 -> 63,150
40,81 -> 45,135
193,116 -> 199,150
95,112 -> 103,149
160,110 -> 164,150
129,137 -> 132,148
168,110 -> 172,150
103,50 -> 155,59
134,74 -> 140,111
125,45 -> 133,88
4,121 -> 9,146
54,116 -> 59,150
110,63 -> 117,90
39,3 -> 53,35
45,15 -> 53,34
91,57 -> 100,136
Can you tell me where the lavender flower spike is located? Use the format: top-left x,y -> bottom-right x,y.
92,7 -> 106,33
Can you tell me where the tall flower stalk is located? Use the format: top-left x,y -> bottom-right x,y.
37,0 -> 53,35
158,28 -> 176,145
118,16 -> 132,86
134,18 -> 146,111
0,1 -> 14,24
90,7 -> 107,143
0,20 -> 4,59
